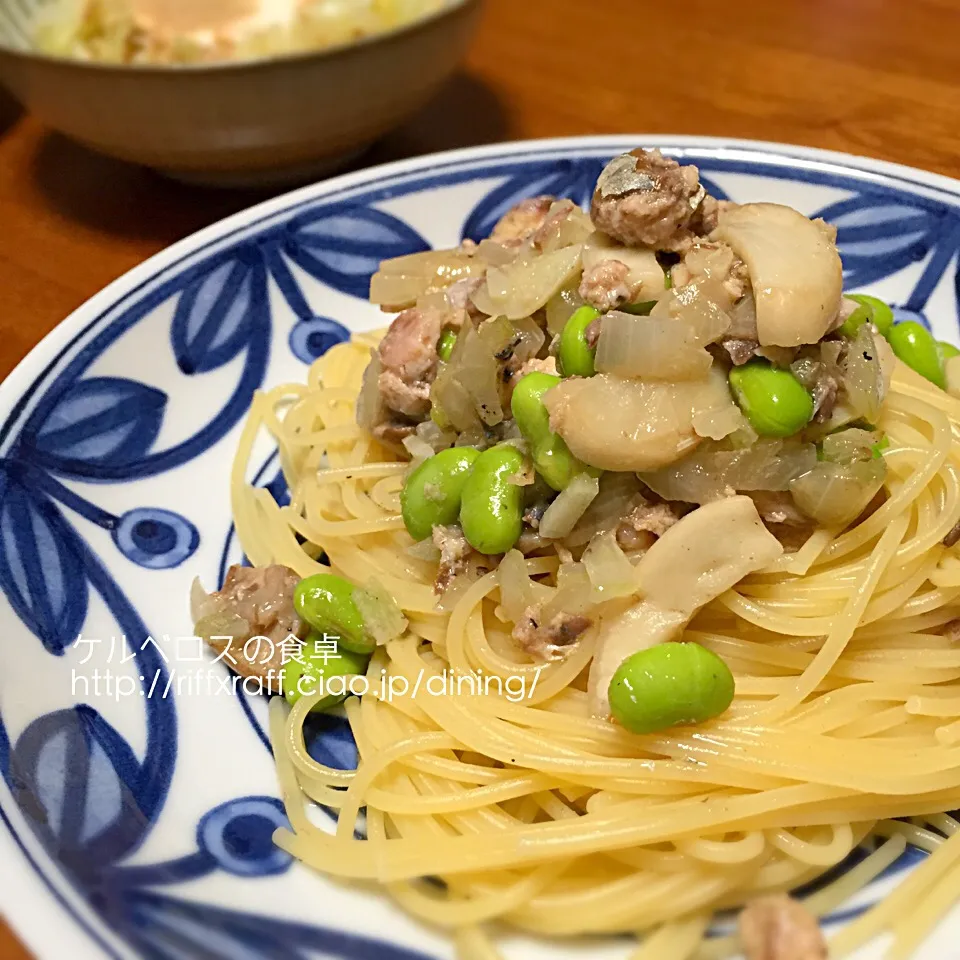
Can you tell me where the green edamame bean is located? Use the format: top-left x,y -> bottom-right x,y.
842,294 -> 894,338
511,371 -> 558,440
282,632 -> 370,711
888,321 -> 945,389
511,372 -> 582,491
559,306 -> 601,378
460,445 -> 526,554
437,328 -> 457,363
401,447 -> 481,542
294,573 -> 372,654
728,360 -> 814,437
608,641 -> 735,735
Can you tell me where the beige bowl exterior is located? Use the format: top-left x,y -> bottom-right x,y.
0,0 -> 482,186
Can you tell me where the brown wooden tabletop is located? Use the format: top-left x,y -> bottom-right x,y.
1,0 -> 960,955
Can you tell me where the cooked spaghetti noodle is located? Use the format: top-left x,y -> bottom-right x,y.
229,336 -> 960,958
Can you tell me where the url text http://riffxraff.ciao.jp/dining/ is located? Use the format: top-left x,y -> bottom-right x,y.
68,633 -> 545,703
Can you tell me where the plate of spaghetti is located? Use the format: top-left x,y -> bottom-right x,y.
3,138 -> 960,960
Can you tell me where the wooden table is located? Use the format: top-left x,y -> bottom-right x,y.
1,0 -> 959,954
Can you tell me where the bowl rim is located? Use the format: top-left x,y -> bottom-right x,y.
0,0 -> 480,74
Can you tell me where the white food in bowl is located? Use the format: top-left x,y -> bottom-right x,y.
34,0 -> 451,65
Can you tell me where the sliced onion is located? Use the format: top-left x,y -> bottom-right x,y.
455,424 -> 490,449
807,405 -> 859,442
511,315 -> 547,363
692,402 -> 750,442
565,473 -> 645,547
431,366 -> 481,431
843,324 -> 885,423
432,323 -> 501,429
682,242 -> 736,285
540,473 -> 601,539
728,290 -> 759,339
477,238 -> 520,267
195,610 -> 249,643
537,201 -> 595,253
652,277 -> 733,341
402,434 -> 436,469
464,322 -> 506,426
415,418 -> 456,453
789,355 -> 821,390
484,246 -> 583,320
498,549 -> 535,623
476,315 -> 515,352
594,279 -> 732,380
370,250 -> 484,310
582,531 -> 637,600
691,365 -> 749,441
407,539 -> 441,561
353,579 -> 408,645
822,427 -> 881,465
595,311 -> 712,380
641,438 -> 818,504
191,576 -> 222,623
545,282 -> 586,336
790,460 -> 886,528
542,562 -> 595,621
470,282 -> 498,318
356,349 -> 385,430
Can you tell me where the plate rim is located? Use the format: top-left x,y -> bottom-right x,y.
2,132 -> 960,960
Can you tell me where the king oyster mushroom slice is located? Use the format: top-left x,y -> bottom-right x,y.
587,496 -> 783,719
714,203 -> 843,348
544,369 -> 736,473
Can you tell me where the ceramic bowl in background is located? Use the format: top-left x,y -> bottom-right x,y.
0,0 -> 483,186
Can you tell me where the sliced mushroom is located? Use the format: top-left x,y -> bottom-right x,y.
544,374 -> 702,472
588,496 -> 783,717
581,231 -> 666,303
714,203 -> 843,348
544,370 -> 744,473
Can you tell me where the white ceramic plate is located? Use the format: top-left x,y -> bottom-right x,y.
1,137 -> 959,960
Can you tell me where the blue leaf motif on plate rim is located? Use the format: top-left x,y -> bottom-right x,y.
171,249 -> 268,376
0,145 -> 958,959
19,377 -> 167,476
813,193 -> 960,313
281,204 -> 431,301
0,461 -> 89,655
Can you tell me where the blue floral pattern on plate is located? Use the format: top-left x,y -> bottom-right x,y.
0,139 -> 959,960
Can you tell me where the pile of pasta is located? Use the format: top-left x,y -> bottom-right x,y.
233,334 -> 960,960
